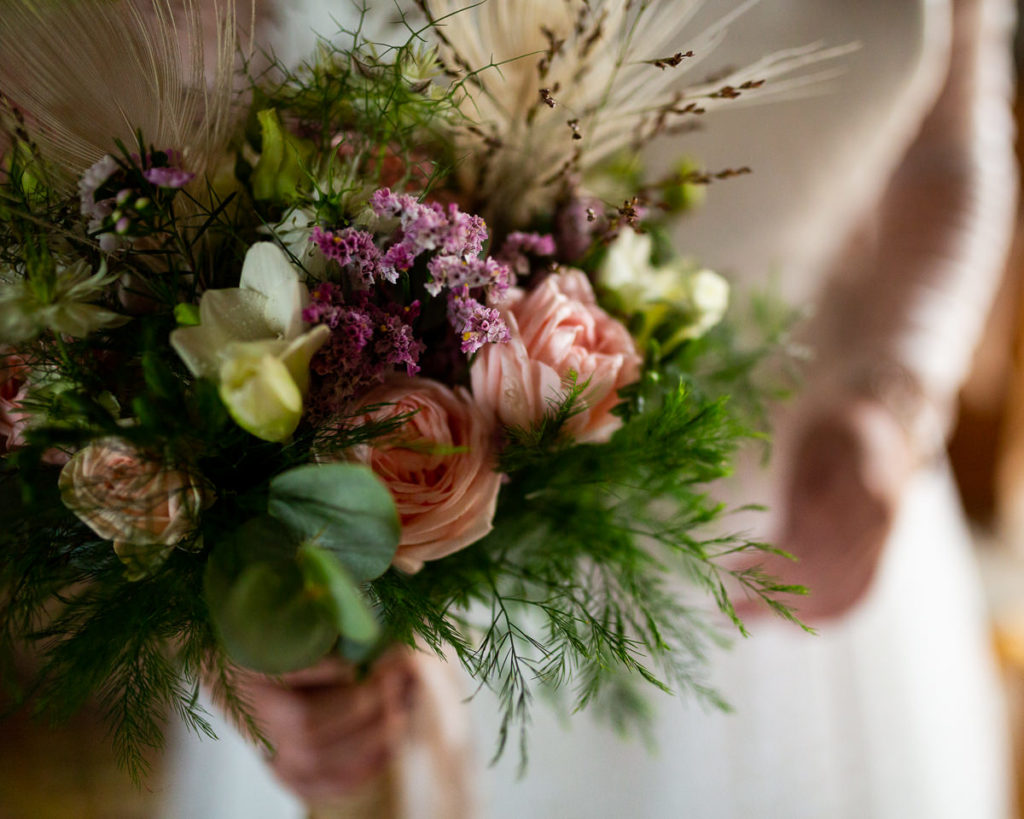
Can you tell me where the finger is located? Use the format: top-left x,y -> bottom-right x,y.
300,683 -> 390,748
276,657 -> 358,688
271,708 -> 406,797
284,746 -> 396,802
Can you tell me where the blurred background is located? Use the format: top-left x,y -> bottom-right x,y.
943,7 -> 1024,816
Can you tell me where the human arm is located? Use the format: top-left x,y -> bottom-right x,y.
762,0 -> 1017,620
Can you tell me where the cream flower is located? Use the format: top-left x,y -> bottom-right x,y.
170,243 -> 329,442
0,260 -> 129,343
598,230 -> 729,347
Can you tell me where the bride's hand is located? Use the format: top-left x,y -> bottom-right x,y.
748,397 -> 916,622
234,650 -> 418,802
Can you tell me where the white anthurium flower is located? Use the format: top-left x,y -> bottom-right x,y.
170,243 -> 330,442
0,259 -> 129,343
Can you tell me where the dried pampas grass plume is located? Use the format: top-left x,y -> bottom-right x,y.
419,0 -> 856,228
0,0 -> 250,186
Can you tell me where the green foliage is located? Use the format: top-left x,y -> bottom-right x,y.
298,544 -> 380,646
204,518 -> 339,674
0,496 -> 240,784
268,463 -> 400,581
370,351 -> 805,765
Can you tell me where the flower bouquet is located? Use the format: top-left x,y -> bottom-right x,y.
0,0 -> 836,795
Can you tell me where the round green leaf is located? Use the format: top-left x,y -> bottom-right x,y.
203,517 -> 337,674
268,464 -> 400,581
206,559 -> 338,674
299,544 -> 380,645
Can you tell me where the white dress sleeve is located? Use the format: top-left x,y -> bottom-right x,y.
806,0 -> 1017,443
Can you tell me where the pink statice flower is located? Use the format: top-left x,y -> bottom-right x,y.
367,188 -> 489,273
448,290 -> 510,354
142,165 -> 194,189
311,226 -> 385,284
425,255 -> 510,299
309,187 -> 513,363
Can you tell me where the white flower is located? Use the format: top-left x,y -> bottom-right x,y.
269,206 -> 328,279
170,243 -> 330,442
0,260 -> 129,343
598,230 -> 729,346
682,269 -> 730,341
217,334 -> 328,443
598,230 -> 661,313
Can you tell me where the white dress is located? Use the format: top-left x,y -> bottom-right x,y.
161,2 -> 1018,817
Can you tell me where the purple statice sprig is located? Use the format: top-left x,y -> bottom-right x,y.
449,288 -> 511,353
311,226 -> 386,285
309,187 -> 526,357
497,231 -> 557,277
302,282 -> 426,414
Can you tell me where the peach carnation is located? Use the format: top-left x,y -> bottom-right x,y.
471,269 -> 642,443
350,377 -> 501,573
59,438 -> 210,576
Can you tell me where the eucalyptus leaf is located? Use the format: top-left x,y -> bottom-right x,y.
299,544 -> 380,645
209,561 -> 338,674
268,464 -> 400,581
204,517 -> 337,674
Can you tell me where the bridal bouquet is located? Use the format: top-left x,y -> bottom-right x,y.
0,0 -> 829,780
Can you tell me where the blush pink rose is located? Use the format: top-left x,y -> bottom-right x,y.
0,350 -> 31,454
0,350 -> 70,465
350,377 -> 501,573
58,438 -> 210,575
471,269 -> 642,443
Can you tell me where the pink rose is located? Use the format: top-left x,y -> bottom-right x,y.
58,438 -> 210,575
471,269 -> 642,443
350,377 -> 501,573
0,350 -> 70,465
0,350 -> 31,454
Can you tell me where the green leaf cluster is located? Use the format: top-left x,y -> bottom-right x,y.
204,464 -> 400,673
367,323 -> 806,765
